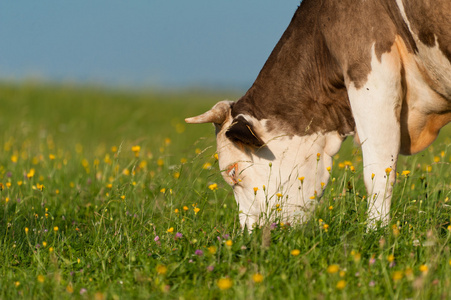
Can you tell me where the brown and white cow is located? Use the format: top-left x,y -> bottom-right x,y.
186,0 -> 451,229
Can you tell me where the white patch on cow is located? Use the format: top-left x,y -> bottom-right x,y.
215,116 -> 344,229
347,43 -> 403,227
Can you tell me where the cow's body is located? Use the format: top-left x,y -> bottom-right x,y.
186,0 -> 451,229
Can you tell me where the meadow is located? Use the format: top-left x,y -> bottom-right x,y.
0,82 -> 450,299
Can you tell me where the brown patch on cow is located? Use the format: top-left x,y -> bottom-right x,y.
401,112 -> 451,155
402,0 -> 451,63
230,0 -> 419,137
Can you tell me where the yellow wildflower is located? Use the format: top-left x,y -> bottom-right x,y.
298,177 -> 305,183
193,207 -> 200,214
327,264 -> 339,274
419,264 -> 428,274
252,273 -> 264,283
156,264 -> 167,275
37,275 -> 45,283
53,226 -> 59,232
225,240 -> 233,247
49,154 -> 56,160
352,252 -> 361,262
27,169 -> 35,178
36,183 -> 44,191
202,162 -> 212,170
157,159 -> 164,167
385,167 -> 392,174
167,227 -> 174,233
25,227 -> 29,234
217,278 -> 233,290
131,145 -> 141,157
208,183 -> 218,191
183,206 -> 189,211
208,245 -> 217,254
323,224 -> 329,232
336,280 -> 346,290
291,249 -> 301,256
401,170 -> 410,176
392,271 -> 403,281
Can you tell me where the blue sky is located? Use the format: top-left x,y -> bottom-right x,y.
0,1 -> 301,89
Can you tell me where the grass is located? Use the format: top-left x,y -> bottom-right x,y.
0,82 -> 450,299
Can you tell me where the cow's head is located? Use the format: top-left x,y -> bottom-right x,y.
186,101 -> 344,230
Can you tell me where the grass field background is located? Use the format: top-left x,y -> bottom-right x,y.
0,83 -> 450,299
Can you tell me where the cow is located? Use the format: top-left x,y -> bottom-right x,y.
186,0 -> 451,230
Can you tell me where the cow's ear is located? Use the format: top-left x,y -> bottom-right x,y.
226,116 -> 265,148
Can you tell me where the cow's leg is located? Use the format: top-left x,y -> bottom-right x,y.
347,44 -> 402,228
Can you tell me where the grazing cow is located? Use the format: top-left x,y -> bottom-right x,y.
186,0 -> 451,230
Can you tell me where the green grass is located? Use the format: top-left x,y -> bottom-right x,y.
0,83 -> 450,299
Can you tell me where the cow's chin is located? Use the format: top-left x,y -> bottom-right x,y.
217,131 -> 344,230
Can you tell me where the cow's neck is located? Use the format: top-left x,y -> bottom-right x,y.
232,1 -> 355,138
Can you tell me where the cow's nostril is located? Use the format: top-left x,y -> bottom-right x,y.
226,163 -> 239,184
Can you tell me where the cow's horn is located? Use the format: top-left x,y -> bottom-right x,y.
185,100 -> 232,124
